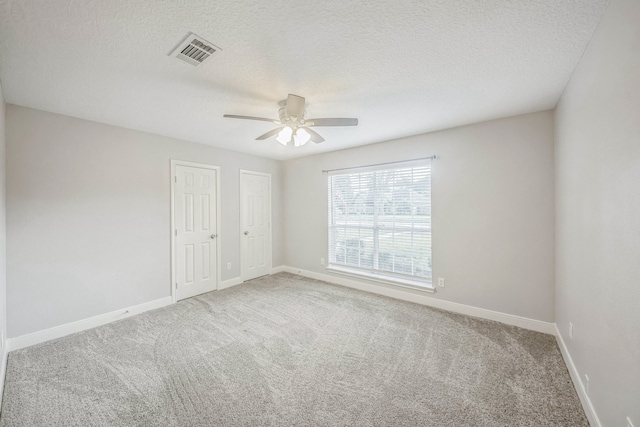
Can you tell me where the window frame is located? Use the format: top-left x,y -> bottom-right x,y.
327,159 -> 433,291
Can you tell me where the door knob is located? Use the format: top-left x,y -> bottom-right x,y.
210,234 -> 217,239
244,231 -> 249,235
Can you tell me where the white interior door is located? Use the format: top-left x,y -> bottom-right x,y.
241,171 -> 271,281
174,165 -> 218,300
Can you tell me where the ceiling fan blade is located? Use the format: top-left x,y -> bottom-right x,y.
306,118 -> 358,127
304,127 -> 325,143
256,127 -> 284,140
285,94 -> 306,119
224,114 -> 279,124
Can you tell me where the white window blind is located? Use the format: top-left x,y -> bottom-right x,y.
328,159 -> 432,286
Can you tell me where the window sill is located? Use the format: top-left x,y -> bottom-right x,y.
326,266 -> 435,293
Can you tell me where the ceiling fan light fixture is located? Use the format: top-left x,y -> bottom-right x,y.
276,126 -> 293,145
293,128 -> 311,147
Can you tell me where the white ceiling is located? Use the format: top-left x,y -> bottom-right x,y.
0,0 -> 608,160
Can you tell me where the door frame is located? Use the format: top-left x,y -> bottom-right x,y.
240,169 -> 273,282
170,159 -> 221,303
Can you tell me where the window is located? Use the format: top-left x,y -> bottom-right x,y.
328,159 -> 432,288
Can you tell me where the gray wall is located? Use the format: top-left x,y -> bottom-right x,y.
6,105 -> 283,337
554,0 -> 640,424
0,83 -> 6,352
284,111 -> 555,322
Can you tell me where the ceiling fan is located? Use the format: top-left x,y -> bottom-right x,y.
223,94 -> 358,147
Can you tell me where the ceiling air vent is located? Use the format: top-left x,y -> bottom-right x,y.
169,32 -> 222,66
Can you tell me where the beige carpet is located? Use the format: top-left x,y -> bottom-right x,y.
0,272 -> 587,426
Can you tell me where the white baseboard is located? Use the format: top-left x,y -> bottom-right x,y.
219,277 -> 242,290
271,265 -> 285,274
281,266 -> 555,335
555,325 -> 602,427
6,269 -> 285,352
0,344 -> 8,411
7,296 -> 173,352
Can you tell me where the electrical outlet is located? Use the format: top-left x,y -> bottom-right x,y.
438,277 -> 445,288
627,416 -> 635,427
569,322 -> 573,339
226,262 -> 232,270
320,258 -> 325,265
584,374 -> 590,395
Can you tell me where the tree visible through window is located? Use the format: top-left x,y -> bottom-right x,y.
328,160 -> 432,286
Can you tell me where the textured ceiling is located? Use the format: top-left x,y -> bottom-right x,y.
0,0 -> 608,160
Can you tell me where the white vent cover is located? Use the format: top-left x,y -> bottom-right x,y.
169,32 -> 221,66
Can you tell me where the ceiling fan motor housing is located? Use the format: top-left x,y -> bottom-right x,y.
284,94 -> 306,120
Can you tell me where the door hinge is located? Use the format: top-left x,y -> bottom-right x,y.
175,229 -> 177,236
174,176 -> 177,183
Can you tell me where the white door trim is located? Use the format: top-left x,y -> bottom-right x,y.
171,159 -> 221,303
240,169 -> 272,282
